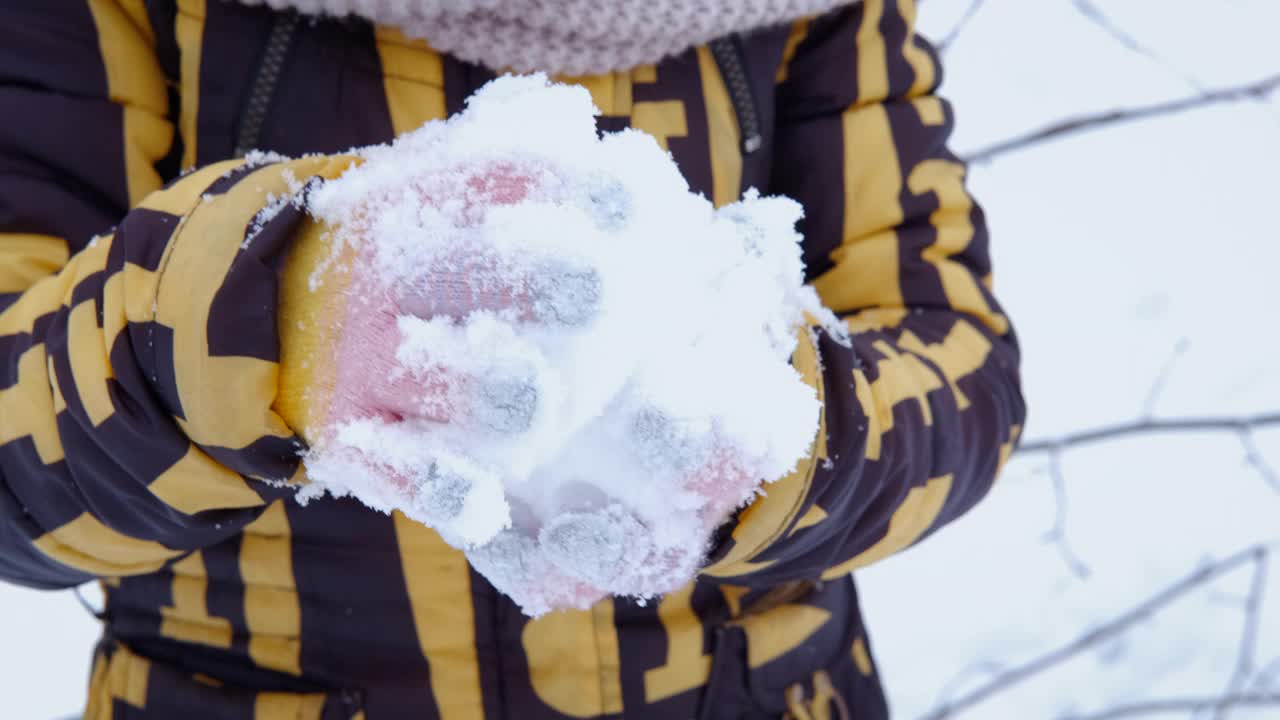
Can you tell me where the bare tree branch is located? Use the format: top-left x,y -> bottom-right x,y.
963,72 -> 1280,164
1213,551 -> 1269,720
1062,693 -> 1280,720
1017,412 -> 1280,455
1042,448 -> 1092,578
918,546 -> 1270,720
935,0 -> 987,54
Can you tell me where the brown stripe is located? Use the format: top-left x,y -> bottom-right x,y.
176,0 -> 205,169
87,0 -> 173,206
394,514 -> 486,720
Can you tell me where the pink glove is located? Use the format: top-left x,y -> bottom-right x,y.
311,161 -> 601,516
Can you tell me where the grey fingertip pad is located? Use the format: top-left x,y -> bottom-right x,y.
540,505 -> 649,587
528,261 -> 603,327
413,461 -> 472,522
630,408 -> 707,476
473,374 -> 539,433
584,176 -> 633,232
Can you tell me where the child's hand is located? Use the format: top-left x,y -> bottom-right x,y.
281,161 -> 601,519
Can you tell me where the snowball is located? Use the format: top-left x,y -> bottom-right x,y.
299,74 -> 843,615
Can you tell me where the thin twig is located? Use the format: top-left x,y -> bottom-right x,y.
1042,448 -> 1091,579
1212,552 -> 1269,720
964,72 -> 1280,164
1248,657 -> 1280,693
1017,412 -> 1280,455
1070,0 -> 1205,92
1063,693 -> 1280,720
933,660 -> 1006,709
917,546 -> 1270,720
1240,429 -> 1280,493
935,0 -> 987,54
1141,339 -> 1189,419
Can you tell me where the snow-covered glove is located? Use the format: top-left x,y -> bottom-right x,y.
286,75 -> 840,615
281,159 -> 604,540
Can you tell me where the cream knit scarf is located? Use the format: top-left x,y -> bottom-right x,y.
237,0 -> 855,76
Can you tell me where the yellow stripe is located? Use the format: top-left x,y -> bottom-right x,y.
83,651 -> 109,720
720,584 -> 749,617
241,503 -> 302,675
815,104 -> 904,314
643,584 -> 711,702
136,159 -> 244,215
896,319 -> 994,412
738,603 -> 832,667
254,693 -> 326,719
0,345 -> 64,464
844,308 -> 909,334
155,158 -> 348,452
995,424 -> 1022,478
775,19 -> 813,84
820,474 -> 953,578
90,644 -> 152,714
523,600 -> 624,717
855,340 -> 944,462
630,100 -> 689,152
276,215 -> 357,441
0,234 -> 69,293
702,328 -> 823,578
555,71 -> 634,118
375,27 -> 446,135
594,602 -> 624,714
101,261 -> 161,360
855,0 -> 890,105
812,670 -> 836,720
34,512 -> 183,576
895,0 -> 935,99
150,444 -> 265,516
852,636 -> 874,676
160,551 -> 234,648
914,95 -> 946,126
633,64 -> 658,84
696,46 -> 744,208
176,0 -> 206,169
907,159 -> 1009,335
789,504 -> 828,535
67,301 -> 116,427
0,276 -> 67,337
393,513 -> 485,720
88,0 -> 172,205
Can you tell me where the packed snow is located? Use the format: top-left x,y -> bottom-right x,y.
299,74 -> 839,615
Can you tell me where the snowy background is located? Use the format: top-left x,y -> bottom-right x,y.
4,0 -> 1280,717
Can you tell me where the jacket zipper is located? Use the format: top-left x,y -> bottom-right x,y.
709,36 -> 764,155
234,12 -> 301,158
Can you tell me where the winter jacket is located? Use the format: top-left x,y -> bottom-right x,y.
0,1 -> 1026,718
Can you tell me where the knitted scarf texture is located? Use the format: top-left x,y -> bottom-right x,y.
237,0 -> 855,75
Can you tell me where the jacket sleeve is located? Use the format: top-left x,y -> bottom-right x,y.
0,1 -> 352,588
702,1 -> 1026,585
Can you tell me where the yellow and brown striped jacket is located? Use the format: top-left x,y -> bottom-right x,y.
0,1 -> 1025,718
